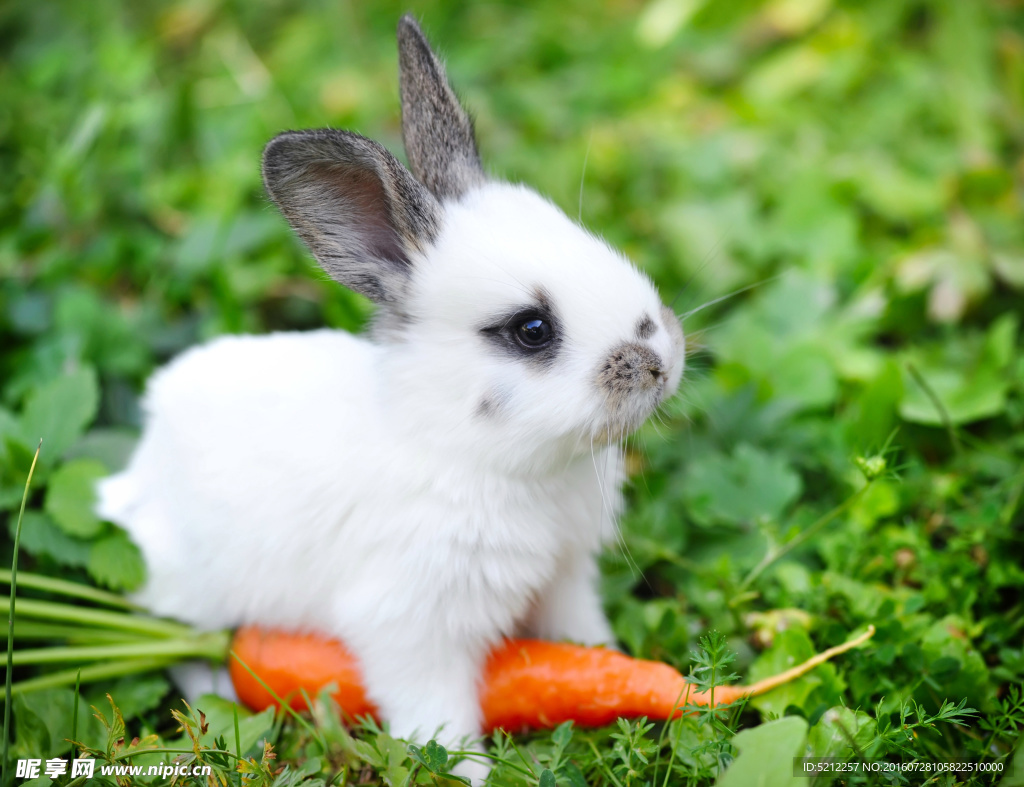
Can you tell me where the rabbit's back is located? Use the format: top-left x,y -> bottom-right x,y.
97,329 -> 385,628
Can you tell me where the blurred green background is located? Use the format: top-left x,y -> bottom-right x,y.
1,0 -> 1023,784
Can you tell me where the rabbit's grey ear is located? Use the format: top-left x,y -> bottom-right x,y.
397,15 -> 485,201
262,129 -> 441,304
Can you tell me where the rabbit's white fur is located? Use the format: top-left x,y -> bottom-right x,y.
98,17 -> 684,781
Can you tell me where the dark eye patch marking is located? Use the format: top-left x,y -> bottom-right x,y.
635,314 -> 656,340
478,288 -> 561,368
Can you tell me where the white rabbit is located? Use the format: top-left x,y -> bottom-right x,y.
97,15 -> 684,782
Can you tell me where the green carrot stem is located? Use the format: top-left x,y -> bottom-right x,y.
12,622 -> 147,643
3,632 -> 229,666
3,657 -> 184,698
12,599 -> 193,638
0,570 -> 140,611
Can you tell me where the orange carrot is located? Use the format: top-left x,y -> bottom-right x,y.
230,625 -> 874,733
230,627 -> 378,720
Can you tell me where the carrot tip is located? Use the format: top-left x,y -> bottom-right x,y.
742,624 -> 876,698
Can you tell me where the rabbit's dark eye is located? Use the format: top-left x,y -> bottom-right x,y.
516,318 -> 552,349
479,298 -> 561,366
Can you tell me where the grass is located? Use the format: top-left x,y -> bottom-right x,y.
1,0 -> 1023,784
2,442 -> 40,786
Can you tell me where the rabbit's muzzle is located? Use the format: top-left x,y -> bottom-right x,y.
594,340 -> 676,440
598,343 -> 665,395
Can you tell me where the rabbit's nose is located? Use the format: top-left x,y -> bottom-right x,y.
597,343 -> 665,396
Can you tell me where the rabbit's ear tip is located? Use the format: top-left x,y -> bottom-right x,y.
397,13 -> 420,31
396,14 -> 484,201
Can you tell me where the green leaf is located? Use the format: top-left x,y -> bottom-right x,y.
12,693 -> 55,760
12,688 -> 102,759
107,674 -> 170,720
44,458 -> 107,538
87,528 -> 145,590
379,735 -> 412,787
850,155 -> 947,222
747,629 -> 844,717
744,44 -> 826,105
8,511 -> 91,569
192,694 -> 275,756
540,768 -> 557,787
422,739 -> 448,771
65,428 -> 137,474
0,407 -> 19,450
409,740 -> 454,777
900,364 -> 1007,426
769,347 -> 839,410
18,367 -> 100,461
714,716 -> 808,787
820,572 -> 887,619
684,444 -> 802,525
0,486 -> 25,511
918,616 -> 992,708
292,757 -> 323,779
845,360 -> 903,450
352,736 -> 386,768
562,763 -> 588,787
984,313 -> 1019,368
807,706 -> 874,759
1002,736 -> 1024,787
850,480 -> 900,528
900,319 -> 1016,426
552,720 -> 574,750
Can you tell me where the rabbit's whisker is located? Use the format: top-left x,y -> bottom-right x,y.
669,244 -> 721,309
611,425 -> 647,587
578,131 -> 593,224
677,275 -> 779,321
